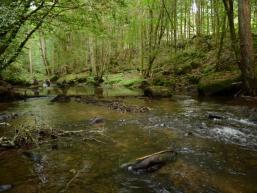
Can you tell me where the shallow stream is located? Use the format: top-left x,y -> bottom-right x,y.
0,89 -> 257,193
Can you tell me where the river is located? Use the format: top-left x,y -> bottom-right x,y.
0,87 -> 257,193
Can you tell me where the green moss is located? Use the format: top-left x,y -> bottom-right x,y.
86,76 -> 96,85
198,71 -> 241,95
56,73 -> 87,85
104,72 -> 144,88
104,73 -> 124,85
119,78 -> 144,87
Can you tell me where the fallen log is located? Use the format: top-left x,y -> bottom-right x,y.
120,149 -> 177,174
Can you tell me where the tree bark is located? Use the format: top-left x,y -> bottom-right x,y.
222,0 -> 239,61
29,46 -> 33,76
238,0 -> 257,96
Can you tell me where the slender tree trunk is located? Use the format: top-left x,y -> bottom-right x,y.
196,0 -> 201,35
222,0 -> 239,61
39,34 -> 50,75
140,21 -> 145,73
216,14 -> 227,69
238,0 -> 257,96
29,46 -> 33,76
173,0 -> 177,52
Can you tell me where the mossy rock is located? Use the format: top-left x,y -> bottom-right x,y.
104,73 -> 144,88
198,71 -> 241,96
56,73 -> 87,85
118,78 -> 144,88
144,86 -> 172,97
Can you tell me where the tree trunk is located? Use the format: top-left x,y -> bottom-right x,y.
216,14 -> 227,69
238,0 -> 257,96
29,46 -> 33,76
222,0 -> 239,61
39,34 -> 50,75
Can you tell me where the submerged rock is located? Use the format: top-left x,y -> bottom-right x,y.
89,117 -> 105,125
121,150 -> 177,174
0,184 -> 12,192
208,113 -> 224,120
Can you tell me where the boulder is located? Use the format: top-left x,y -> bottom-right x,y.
144,86 -> 172,97
51,95 -> 71,103
198,71 -> 241,96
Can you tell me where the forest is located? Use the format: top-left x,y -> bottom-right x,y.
0,0 -> 256,97
0,0 -> 257,193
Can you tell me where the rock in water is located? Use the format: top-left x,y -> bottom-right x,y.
51,95 -> 71,103
208,113 -> 223,120
89,117 -> 105,125
121,150 -> 177,174
0,184 -> 12,192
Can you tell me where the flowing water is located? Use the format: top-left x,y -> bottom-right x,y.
0,89 -> 257,193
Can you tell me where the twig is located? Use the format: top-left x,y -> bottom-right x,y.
136,150 -> 175,161
83,137 -> 106,144
60,164 -> 90,193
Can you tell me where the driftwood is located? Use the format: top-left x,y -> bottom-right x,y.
0,128 -> 112,150
121,149 -> 177,174
239,95 -> 257,102
75,96 -> 151,113
135,150 -> 176,161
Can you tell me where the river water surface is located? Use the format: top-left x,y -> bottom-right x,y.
0,89 -> 257,193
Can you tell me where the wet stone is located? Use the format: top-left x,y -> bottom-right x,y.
0,184 -> 12,192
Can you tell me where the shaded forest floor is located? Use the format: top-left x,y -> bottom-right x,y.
1,34 -> 257,101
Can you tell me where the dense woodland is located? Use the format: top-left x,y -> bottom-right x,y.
1,1 -> 257,193
0,0 -> 257,97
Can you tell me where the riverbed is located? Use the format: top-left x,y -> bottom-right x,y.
0,90 -> 257,193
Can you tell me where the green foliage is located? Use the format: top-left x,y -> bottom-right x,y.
1,63 -> 32,85
104,72 -> 144,88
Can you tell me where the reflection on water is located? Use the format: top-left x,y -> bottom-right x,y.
0,94 -> 257,193
16,85 -> 143,98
